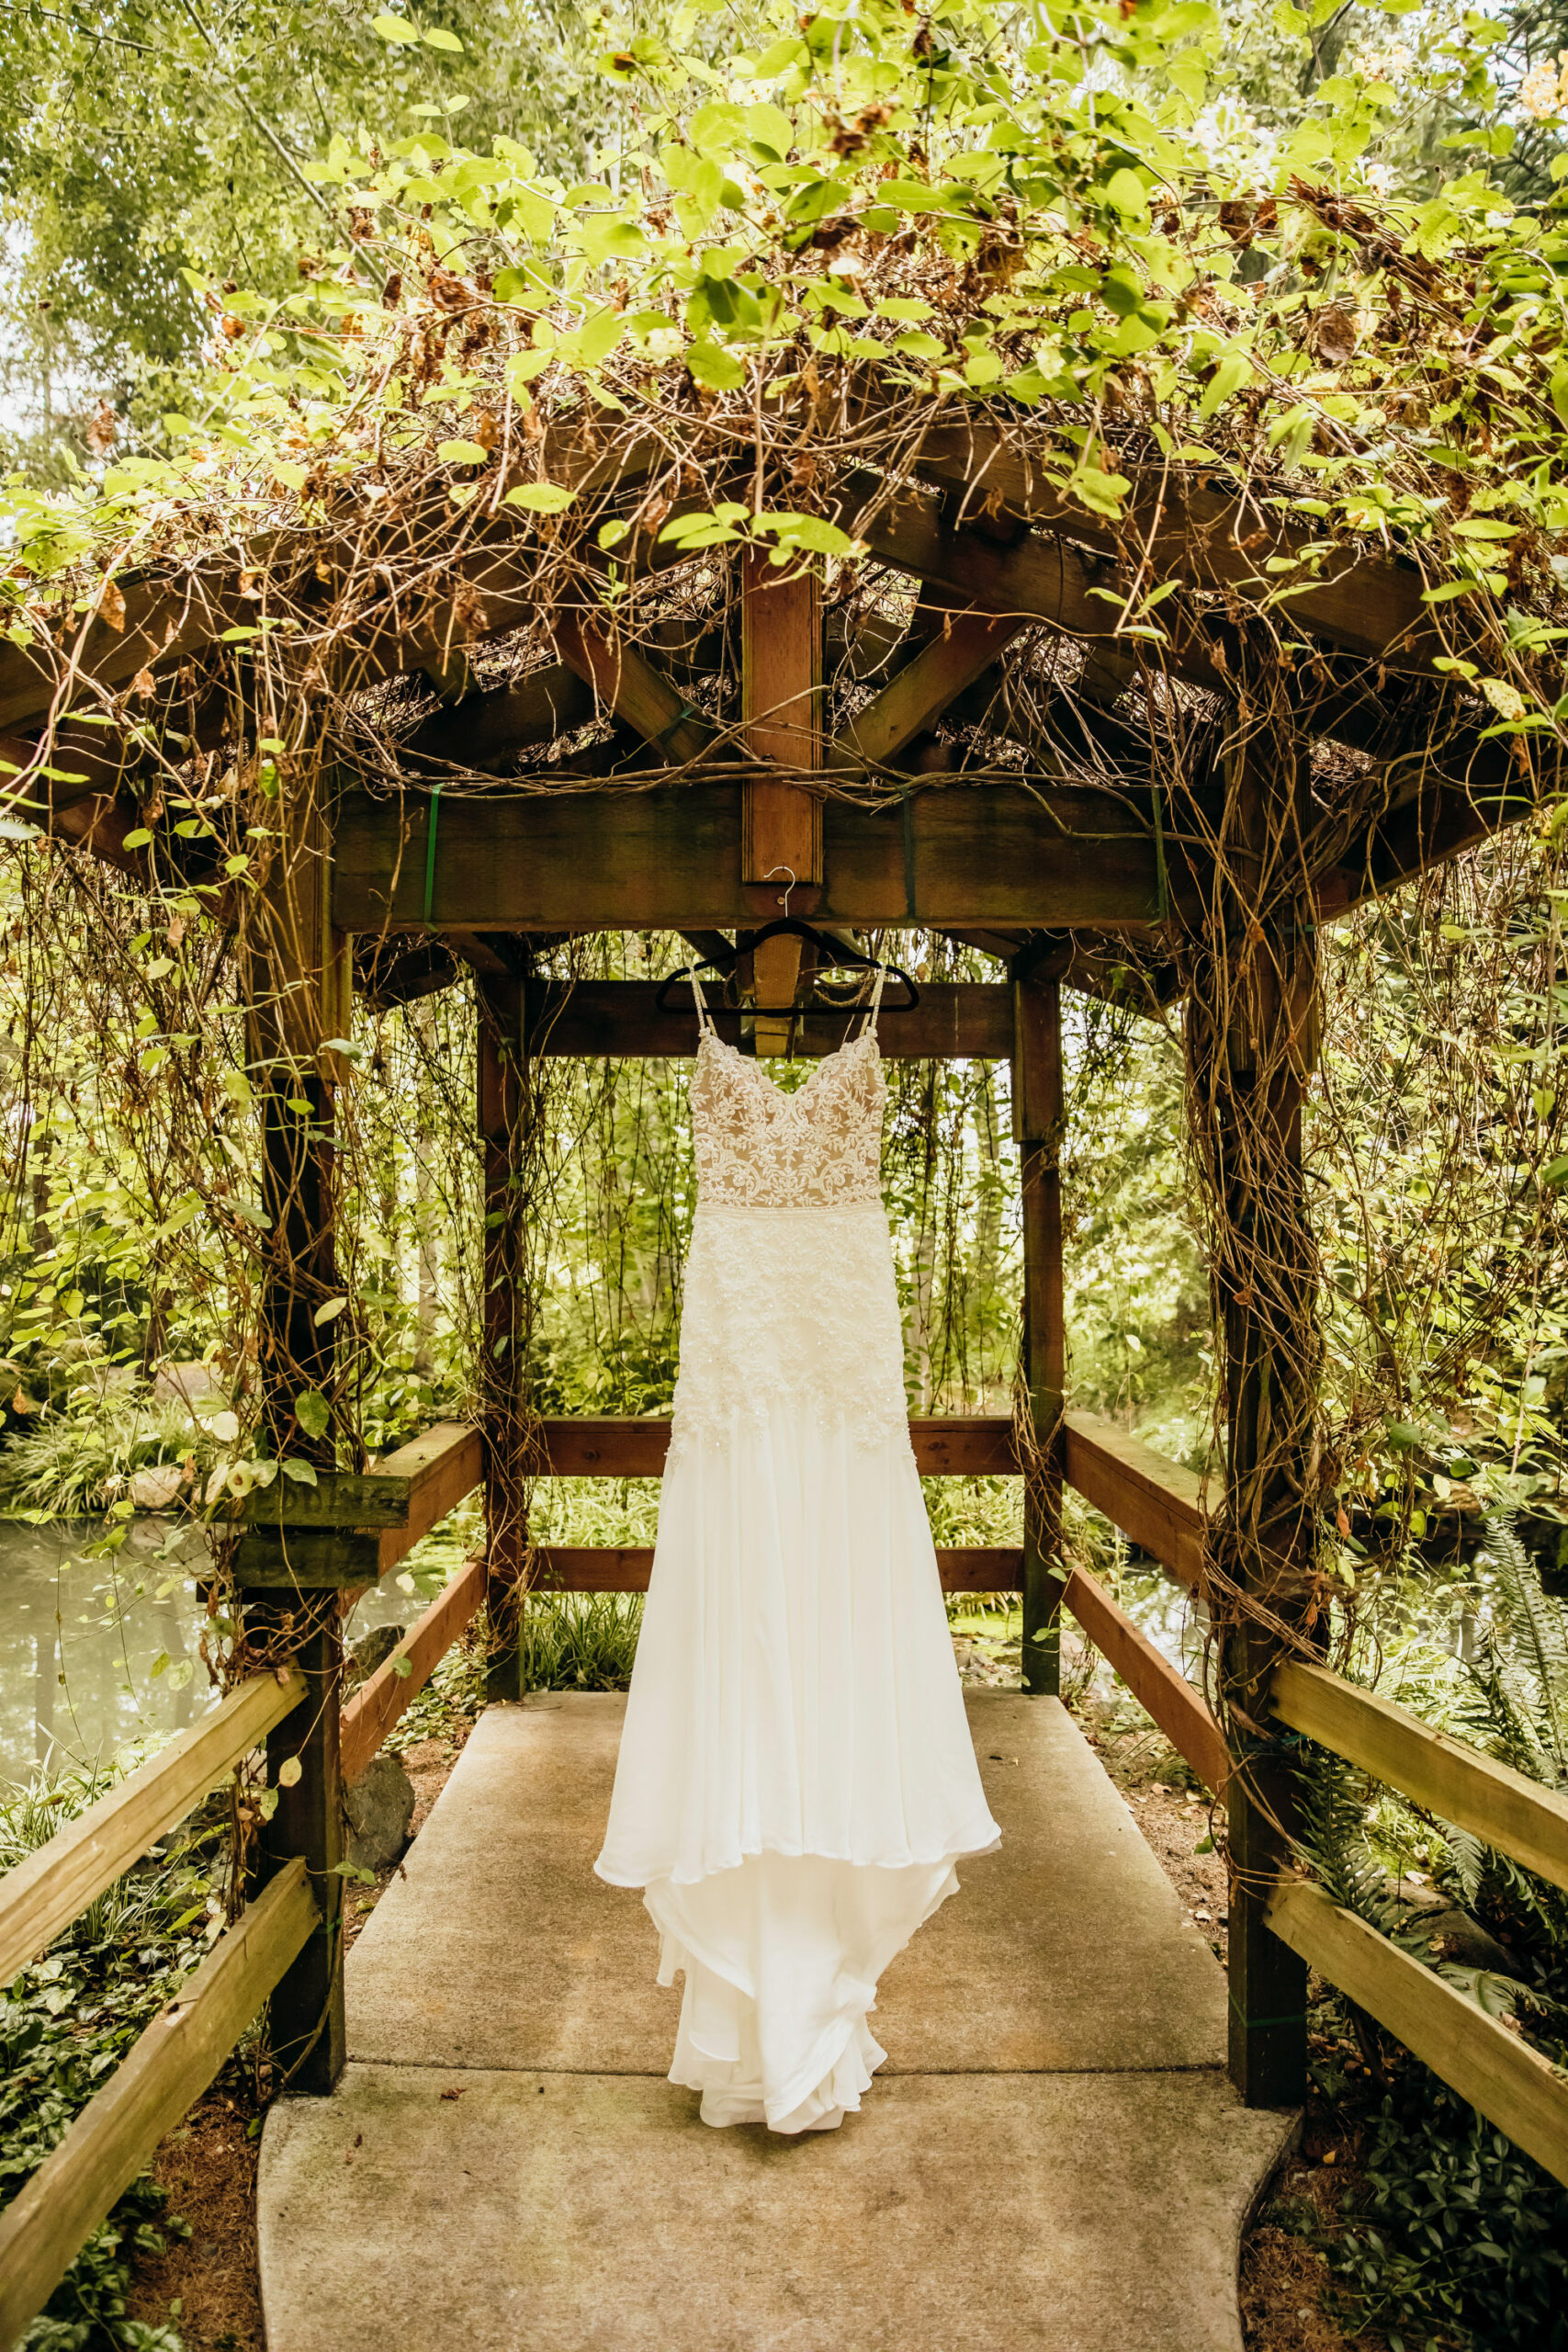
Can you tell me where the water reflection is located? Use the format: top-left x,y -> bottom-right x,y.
0,1520 -> 428,1790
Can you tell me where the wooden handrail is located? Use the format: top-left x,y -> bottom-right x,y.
1062,1412 -> 1208,1593
1268,1878 -> 1568,2188
233,1421 -> 483,1588
1062,1566 -> 1228,1793
341,1555 -> 488,1784
0,1668 -> 307,1984
530,1546 -> 1027,1593
1273,1658 -> 1568,1896
0,1857 -> 319,2346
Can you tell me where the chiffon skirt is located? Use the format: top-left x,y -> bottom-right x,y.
595,1406 -> 1000,2132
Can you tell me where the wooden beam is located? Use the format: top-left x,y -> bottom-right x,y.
0,1860 -> 318,2348
523,978 -> 1014,1060
1062,1412 -> 1209,1593
909,427 -> 1440,672
340,1555 -> 487,1785
0,1668 -> 305,1986
1016,974 -> 1065,1695
0,425 -> 671,736
554,616 -> 713,766
1273,1659 -> 1568,1894
479,976 -> 528,1702
1064,1566 -> 1230,1794
404,662 -> 595,774
1268,1879 -> 1568,2187
831,610 -> 1028,774
333,781 -> 1165,935
528,1415 -> 1021,1478
531,1546 -> 1026,1592
740,551 -> 823,1045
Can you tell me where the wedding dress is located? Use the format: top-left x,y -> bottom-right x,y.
594,967 -> 1000,2132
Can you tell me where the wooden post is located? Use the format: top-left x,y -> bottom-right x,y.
740,550 -> 821,1053
479,971 -> 528,1702
1187,717 -> 1320,2109
244,772 -> 350,2097
1014,973 -> 1066,1695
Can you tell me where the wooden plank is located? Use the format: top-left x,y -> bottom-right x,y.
479,975 -> 528,1702
532,1547 -> 1025,1593
0,1669 -> 305,1986
0,1858 -> 318,2349
1061,1412 -> 1209,1593
1017,974 -> 1066,1695
555,616 -> 713,766
832,610 -> 1028,773
375,1423 -> 483,1579
332,781 -> 1164,935
261,1609 -> 344,2094
909,427 -> 1439,671
1064,1566 -> 1230,1792
340,1555 -> 487,1785
404,662 -> 595,774
523,978 -> 1014,1060
837,468 -> 1230,703
0,426 -> 668,735
1268,1878 -> 1568,2187
530,1416 -> 1021,1478
1273,1659 -> 1568,1895
741,551 -> 823,1047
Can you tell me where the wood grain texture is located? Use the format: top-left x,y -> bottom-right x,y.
528,1415 -> 1023,1478
1064,1566 -> 1230,1793
523,978 -> 1015,1060
555,616 -> 713,767
1273,1659 -> 1568,1894
0,1859 -> 318,2348
331,782 -> 1163,935
1062,1413 -> 1209,1593
340,1555 -> 487,1785
1268,1879 -> 1568,2186
832,609 -> 1028,773
0,1669 -> 306,1985
530,1546 -> 1026,1592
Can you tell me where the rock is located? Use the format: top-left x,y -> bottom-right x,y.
152,1359 -> 227,1410
345,1754 -> 416,1874
347,1625 -> 403,1687
1379,1877 -> 1514,1973
129,1460 -> 186,1511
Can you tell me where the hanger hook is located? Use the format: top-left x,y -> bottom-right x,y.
762,864 -> 795,915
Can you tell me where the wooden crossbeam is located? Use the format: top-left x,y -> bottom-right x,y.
531,1545 -> 1024,1591
554,617 -> 714,766
404,662 -> 595,774
332,779 -> 1165,935
909,426 -> 1438,672
523,978 -> 1014,1059
830,610 -> 1030,774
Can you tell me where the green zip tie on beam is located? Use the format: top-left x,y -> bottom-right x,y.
654,701 -> 702,755
423,779 -> 442,928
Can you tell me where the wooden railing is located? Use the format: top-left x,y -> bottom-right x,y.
0,1421 -> 485,2343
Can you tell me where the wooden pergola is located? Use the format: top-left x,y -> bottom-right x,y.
3,416 -> 1566,2334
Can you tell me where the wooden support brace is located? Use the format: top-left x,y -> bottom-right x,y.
1015,971 -> 1066,1695
479,974 -> 529,1702
555,615 -> 713,767
740,551 -> 823,1048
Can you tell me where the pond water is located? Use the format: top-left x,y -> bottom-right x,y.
0,1518 -> 430,1791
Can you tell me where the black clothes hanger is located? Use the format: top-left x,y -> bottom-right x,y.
655,918 -> 920,1015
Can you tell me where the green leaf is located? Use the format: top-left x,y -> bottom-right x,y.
277,1755 -> 303,1787
294,1389 -> 331,1441
123,828 -> 154,849
423,24 -> 463,49
1541,1156 -> 1568,1185
314,1295 -> 349,1325
370,13 -> 420,42
686,340 -> 745,392
279,1458 -> 320,1485
391,1655 -> 413,1679
435,438 -> 491,466
503,482 -> 576,513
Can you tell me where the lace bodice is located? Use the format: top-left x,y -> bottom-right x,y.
689,1029 -> 886,1209
668,967 -> 910,1456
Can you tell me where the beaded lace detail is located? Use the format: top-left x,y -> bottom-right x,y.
667,966 -> 909,1457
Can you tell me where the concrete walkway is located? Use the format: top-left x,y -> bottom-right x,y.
258,1693 -> 1295,2352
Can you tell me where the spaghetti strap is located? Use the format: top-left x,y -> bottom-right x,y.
691,966 -> 716,1035
859,960 -> 888,1040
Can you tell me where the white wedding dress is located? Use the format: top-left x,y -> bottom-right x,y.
595,969 -> 1001,2133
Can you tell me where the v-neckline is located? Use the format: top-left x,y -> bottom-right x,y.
700,1027 -> 878,1103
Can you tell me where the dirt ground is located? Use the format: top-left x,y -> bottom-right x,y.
128,1694 -> 1365,2352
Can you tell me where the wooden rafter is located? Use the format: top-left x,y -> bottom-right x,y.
829,608 -> 1029,775
553,616 -> 714,767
